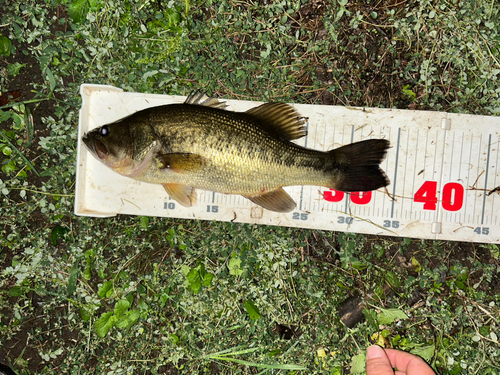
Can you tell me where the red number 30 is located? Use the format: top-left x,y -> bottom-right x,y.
324,190 -> 372,204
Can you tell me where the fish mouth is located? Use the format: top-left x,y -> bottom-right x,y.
82,134 -> 108,160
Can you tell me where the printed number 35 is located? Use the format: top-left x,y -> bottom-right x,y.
384,220 -> 399,228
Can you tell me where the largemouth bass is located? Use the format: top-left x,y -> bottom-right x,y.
82,92 -> 390,212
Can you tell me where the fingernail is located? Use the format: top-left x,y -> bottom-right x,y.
366,345 -> 384,359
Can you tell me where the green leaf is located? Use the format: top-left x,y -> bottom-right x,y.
11,111 -> 23,130
0,35 -> 12,57
114,299 -> 130,318
180,265 -> 190,276
410,344 -> 435,362
0,130 -> 40,176
95,311 -> 117,338
1,145 -> 12,156
455,280 -> 466,290
186,267 -> 200,283
80,306 -> 91,322
244,299 -> 261,321
350,353 -> 366,374
137,298 -> 148,311
24,106 -> 34,148
125,292 -> 134,305
385,271 -> 401,289
83,249 -> 95,281
136,283 -> 146,294
184,262 -> 209,293
2,160 -> 17,174
402,85 -> 417,101
51,225 -> 70,246
67,260 -> 80,296
68,0 -> 90,24
40,167 -> 55,177
45,68 -> 56,95
169,334 -> 179,344
350,260 -> 368,270
97,280 -> 113,298
377,308 -> 409,325
9,286 -> 26,297
203,272 -> 213,287
228,254 -> 244,276
188,278 -> 201,293
116,309 -> 140,329
411,257 -> 422,272
362,308 -> 378,330
6,62 -> 26,77
139,216 -> 149,229
0,111 -> 12,123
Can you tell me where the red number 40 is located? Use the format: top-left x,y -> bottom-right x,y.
414,181 -> 464,211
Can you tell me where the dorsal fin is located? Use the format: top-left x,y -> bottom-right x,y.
246,103 -> 307,141
185,91 -> 227,109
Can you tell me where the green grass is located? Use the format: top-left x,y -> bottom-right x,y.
1,0 -> 500,374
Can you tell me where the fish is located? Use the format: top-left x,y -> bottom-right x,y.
82,92 -> 390,212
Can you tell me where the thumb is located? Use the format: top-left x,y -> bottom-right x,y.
366,345 -> 394,375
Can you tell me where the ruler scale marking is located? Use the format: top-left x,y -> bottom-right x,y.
381,126 -> 390,221
492,134 -> 499,226
409,128 -> 419,220
423,130 -> 429,181
391,128 -> 401,219
436,128 -> 447,236
481,134 -> 492,225
467,135 -> 474,226
473,134 -> 482,225
401,130 -> 409,215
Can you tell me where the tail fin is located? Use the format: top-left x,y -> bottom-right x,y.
328,139 -> 390,192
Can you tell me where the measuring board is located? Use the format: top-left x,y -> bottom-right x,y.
75,84 -> 500,243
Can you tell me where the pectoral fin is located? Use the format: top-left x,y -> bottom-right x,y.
162,183 -> 197,207
158,153 -> 207,173
244,188 -> 296,213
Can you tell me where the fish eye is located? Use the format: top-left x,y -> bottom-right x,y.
100,126 -> 110,137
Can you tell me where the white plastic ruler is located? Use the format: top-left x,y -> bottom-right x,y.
75,84 -> 500,243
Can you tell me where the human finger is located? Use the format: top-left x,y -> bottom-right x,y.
384,349 -> 436,375
365,345 -> 394,375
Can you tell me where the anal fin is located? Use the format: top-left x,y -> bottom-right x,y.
162,183 -> 197,207
244,188 -> 296,213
